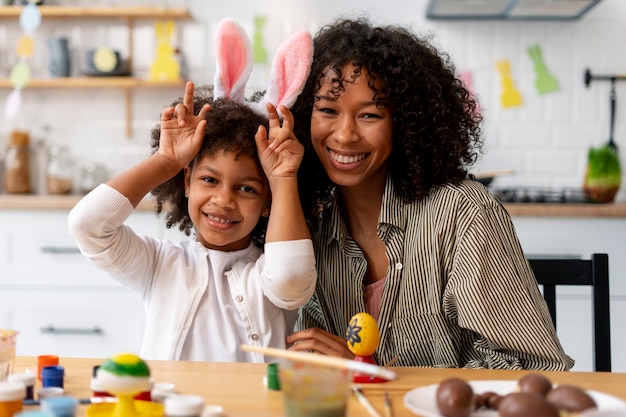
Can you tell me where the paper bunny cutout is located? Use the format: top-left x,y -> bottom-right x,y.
527,44 -> 559,95
213,18 -> 313,117
150,20 -> 180,81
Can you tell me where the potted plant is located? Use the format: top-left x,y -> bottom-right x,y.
584,144 -> 622,203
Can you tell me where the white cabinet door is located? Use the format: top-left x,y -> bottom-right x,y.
0,209 -> 158,357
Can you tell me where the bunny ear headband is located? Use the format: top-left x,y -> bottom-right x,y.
213,18 -> 313,117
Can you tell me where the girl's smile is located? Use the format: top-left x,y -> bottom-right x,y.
185,152 -> 269,251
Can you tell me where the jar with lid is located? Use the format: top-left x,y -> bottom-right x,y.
46,146 -> 73,195
3,130 -> 31,194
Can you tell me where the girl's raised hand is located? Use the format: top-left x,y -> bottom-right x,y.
157,81 -> 210,170
255,103 -> 304,180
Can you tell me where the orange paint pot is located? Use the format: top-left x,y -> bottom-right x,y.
0,381 -> 26,417
37,356 -> 59,383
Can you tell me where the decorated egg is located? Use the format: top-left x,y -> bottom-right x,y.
96,353 -> 151,396
345,312 -> 380,356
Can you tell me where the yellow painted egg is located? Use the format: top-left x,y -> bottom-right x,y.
345,312 -> 380,356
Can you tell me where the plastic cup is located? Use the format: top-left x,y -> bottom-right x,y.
0,330 -> 18,382
278,361 -> 352,417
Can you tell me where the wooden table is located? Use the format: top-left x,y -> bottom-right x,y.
14,357 -> 626,417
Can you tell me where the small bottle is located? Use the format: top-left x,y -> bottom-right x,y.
4,130 -> 31,194
46,146 -> 73,195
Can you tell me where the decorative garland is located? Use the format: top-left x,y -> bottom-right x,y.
4,1 -> 41,119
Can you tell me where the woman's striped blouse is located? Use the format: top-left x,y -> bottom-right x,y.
295,177 -> 574,370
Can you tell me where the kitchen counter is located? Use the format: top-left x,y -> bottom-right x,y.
0,194 -> 155,211
1,194 -> 626,217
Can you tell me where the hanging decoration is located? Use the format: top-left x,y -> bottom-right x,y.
4,1 -> 41,119
496,59 -> 523,109
252,15 -> 268,64
149,20 -> 180,81
527,44 -> 559,95
459,70 -> 482,118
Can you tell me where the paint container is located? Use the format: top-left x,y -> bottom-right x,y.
37,387 -> 64,401
37,356 -> 59,383
41,366 -> 64,389
151,382 -> 175,403
40,396 -> 77,417
14,411 -> 55,417
7,373 -> 35,400
0,381 -> 26,417
164,395 -> 204,417
266,363 -> 280,391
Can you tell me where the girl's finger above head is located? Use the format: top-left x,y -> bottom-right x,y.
161,106 -> 175,122
279,105 -> 294,127
183,81 -> 195,109
173,102 -> 188,125
197,103 -> 211,119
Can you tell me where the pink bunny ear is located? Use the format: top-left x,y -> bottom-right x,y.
214,18 -> 253,102
255,30 -> 313,117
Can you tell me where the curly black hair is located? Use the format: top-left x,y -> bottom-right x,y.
291,17 -> 485,229
149,85 -> 270,247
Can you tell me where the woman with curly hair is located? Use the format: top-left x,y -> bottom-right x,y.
286,18 -> 573,370
69,82 -> 315,361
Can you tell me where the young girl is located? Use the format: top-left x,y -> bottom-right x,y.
286,17 -> 573,371
69,20 -> 316,362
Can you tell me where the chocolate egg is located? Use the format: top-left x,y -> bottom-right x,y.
499,392 -> 560,417
475,391 -> 497,409
518,373 -> 553,397
487,393 -> 504,409
435,378 -> 475,417
545,384 -> 597,413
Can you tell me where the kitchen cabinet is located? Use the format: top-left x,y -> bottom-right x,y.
0,5 -> 191,137
0,208 -> 164,357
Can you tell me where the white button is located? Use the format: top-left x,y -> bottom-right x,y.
395,263 -> 403,270
388,323 -> 392,328
251,334 -> 259,341
235,295 -> 243,302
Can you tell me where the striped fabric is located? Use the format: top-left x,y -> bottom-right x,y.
295,177 -> 574,370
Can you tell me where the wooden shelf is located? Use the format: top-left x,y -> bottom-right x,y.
0,5 -> 191,137
0,77 -> 184,88
0,6 -> 191,19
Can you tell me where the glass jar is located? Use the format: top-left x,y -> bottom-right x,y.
4,130 -> 31,194
79,163 -> 108,194
46,146 -> 73,195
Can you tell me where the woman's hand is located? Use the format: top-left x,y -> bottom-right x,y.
157,81 -> 210,171
287,328 -> 354,359
255,103 -> 304,180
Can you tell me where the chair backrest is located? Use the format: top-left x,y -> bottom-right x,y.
528,253 -> 611,372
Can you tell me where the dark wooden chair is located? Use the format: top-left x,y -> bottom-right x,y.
529,254 -> 611,372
